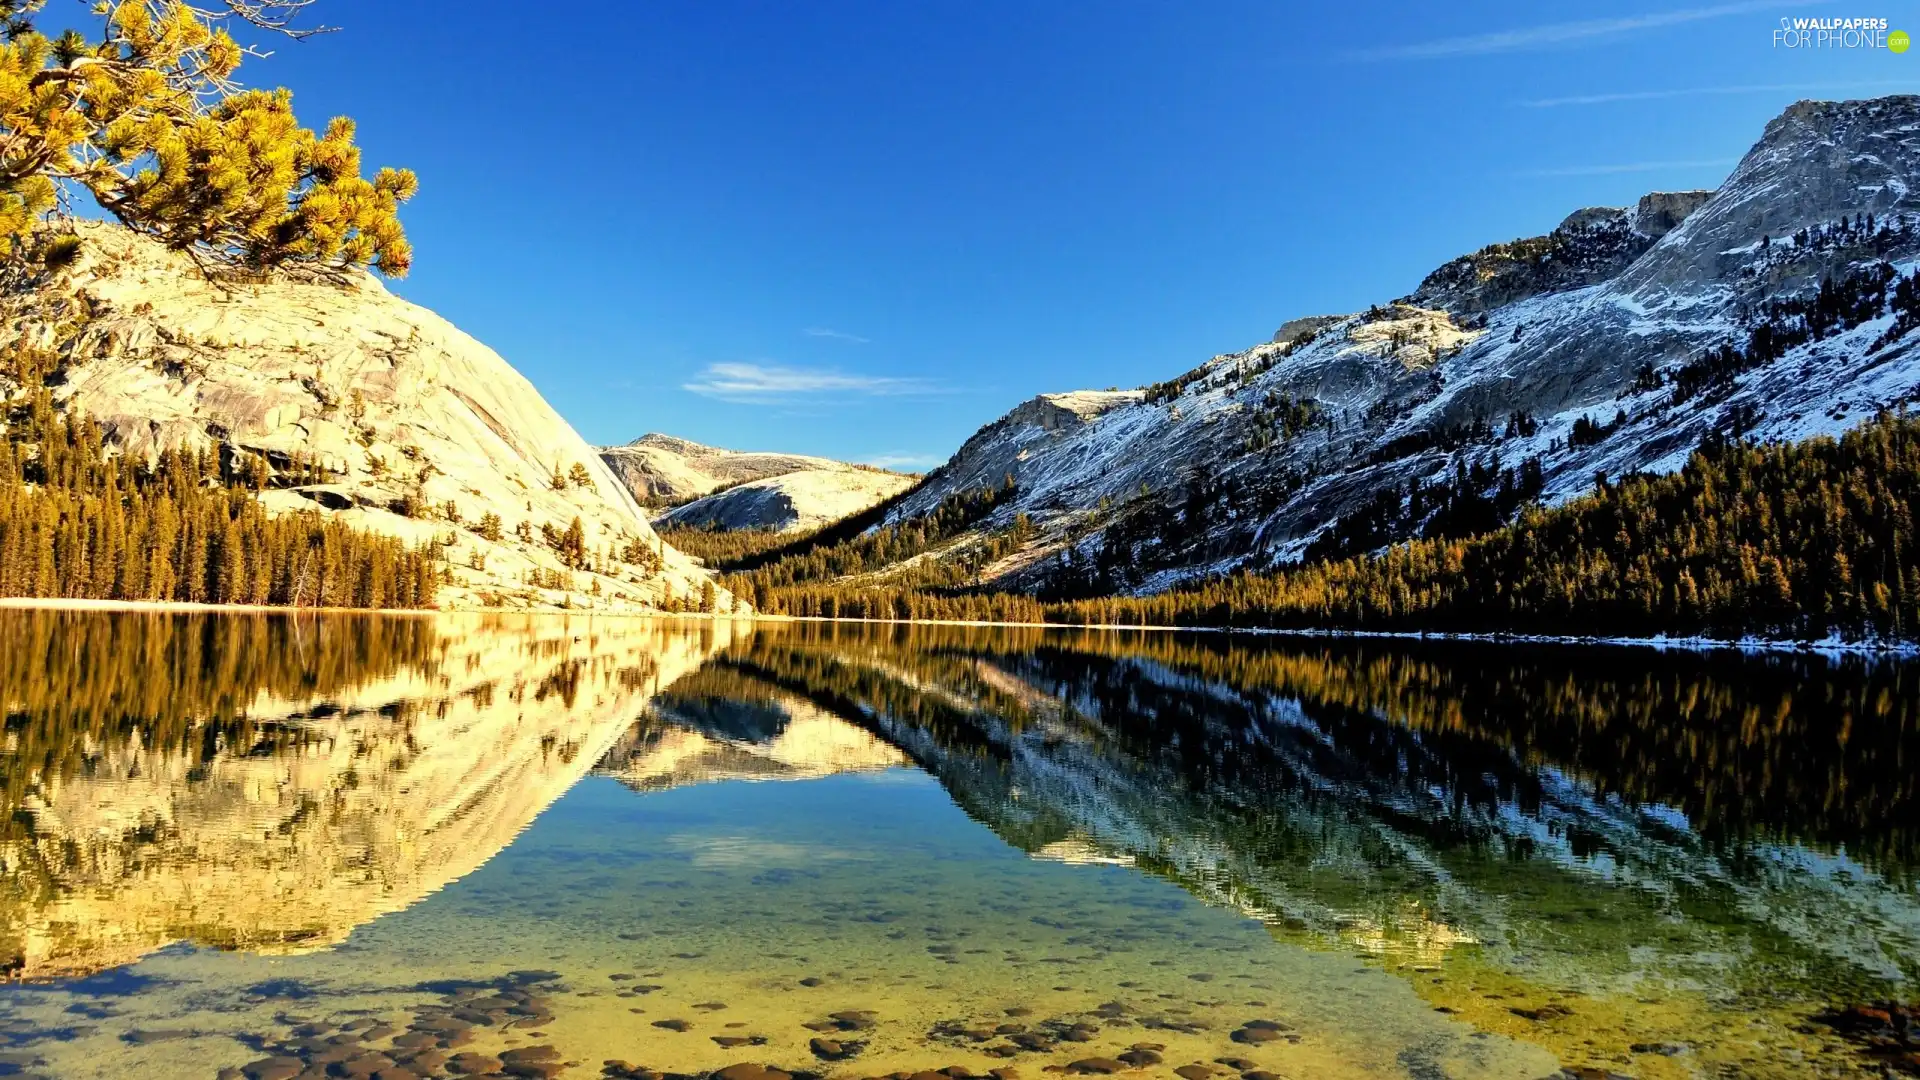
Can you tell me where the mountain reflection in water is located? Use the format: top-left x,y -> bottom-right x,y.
0,610 -> 737,979
0,612 -> 1916,1080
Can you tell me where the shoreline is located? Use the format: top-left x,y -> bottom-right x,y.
0,597 -> 441,617
752,613 -> 1920,656
4,598 -> 1915,657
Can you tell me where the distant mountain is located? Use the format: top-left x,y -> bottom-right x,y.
601,434 -> 916,533
886,95 -> 1920,594
656,468 -> 919,534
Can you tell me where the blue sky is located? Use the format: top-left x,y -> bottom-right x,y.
246,1 -> 1912,469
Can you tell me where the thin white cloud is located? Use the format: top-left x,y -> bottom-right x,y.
683,362 -> 937,403
864,452 -> 944,471
804,326 -> 870,344
1514,158 -> 1739,178
1521,79 -> 1915,108
1352,1 -> 1787,61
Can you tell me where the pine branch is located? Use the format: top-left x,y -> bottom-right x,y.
186,0 -> 334,40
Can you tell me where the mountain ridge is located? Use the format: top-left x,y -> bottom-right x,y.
879,94 -> 1920,596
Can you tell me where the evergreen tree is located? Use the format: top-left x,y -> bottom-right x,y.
0,0 -> 415,275
0,389 -> 437,608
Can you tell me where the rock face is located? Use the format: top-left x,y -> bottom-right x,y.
603,433 -> 915,532
1404,202 -> 1668,316
1272,315 -> 1343,347
916,391 -> 1143,507
889,95 -> 1920,592
0,225 -> 734,613
1631,190 -> 1715,238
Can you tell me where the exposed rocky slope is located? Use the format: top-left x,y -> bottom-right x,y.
602,433 -> 861,503
1406,190 -> 1711,315
892,95 -> 1920,594
603,433 -> 915,531
0,225 -> 734,613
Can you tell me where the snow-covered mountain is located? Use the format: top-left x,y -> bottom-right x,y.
896,96 -> 1920,593
602,433 -> 916,532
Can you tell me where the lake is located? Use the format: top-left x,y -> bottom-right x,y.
1,610 -> 1916,1080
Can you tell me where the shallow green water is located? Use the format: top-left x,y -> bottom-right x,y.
1,611 -> 1917,1080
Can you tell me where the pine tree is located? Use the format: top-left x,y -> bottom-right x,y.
0,391 -> 437,609
554,516 -> 586,570
0,0 -> 415,275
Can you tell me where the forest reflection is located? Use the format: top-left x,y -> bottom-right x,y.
714,622 -> 1920,868
673,623 -> 1920,1044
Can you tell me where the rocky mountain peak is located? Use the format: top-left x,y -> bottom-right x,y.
1406,189 -> 1716,319
1556,206 -> 1627,232
1272,315 -> 1345,347
1623,95 -> 1920,299
599,433 -> 916,533
626,432 -> 718,456
1407,207 -> 1647,317
599,433 -> 896,507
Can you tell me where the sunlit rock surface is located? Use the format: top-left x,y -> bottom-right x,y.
0,225 -> 733,612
